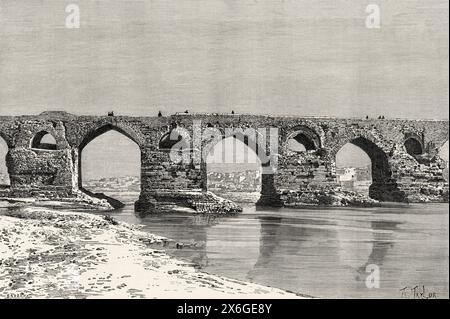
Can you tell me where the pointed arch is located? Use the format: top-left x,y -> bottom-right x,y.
79,123 -> 141,152
202,128 -> 278,205
334,136 -> 405,202
78,123 -> 143,193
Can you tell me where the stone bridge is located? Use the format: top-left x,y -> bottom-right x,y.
0,111 -> 448,212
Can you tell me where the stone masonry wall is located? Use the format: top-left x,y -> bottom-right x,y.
0,111 -> 448,211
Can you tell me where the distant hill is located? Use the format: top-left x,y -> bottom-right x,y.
207,163 -> 261,173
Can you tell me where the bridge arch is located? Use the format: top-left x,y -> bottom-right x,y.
334,136 -> 404,202
285,125 -> 322,152
202,129 -> 277,205
79,123 -> 143,151
78,123 -> 143,196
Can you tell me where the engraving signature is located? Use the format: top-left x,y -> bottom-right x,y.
400,285 -> 438,299
5,292 -> 30,299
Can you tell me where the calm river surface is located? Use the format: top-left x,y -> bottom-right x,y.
100,192 -> 449,299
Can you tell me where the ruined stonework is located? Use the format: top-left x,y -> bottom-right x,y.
0,111 -> 448,212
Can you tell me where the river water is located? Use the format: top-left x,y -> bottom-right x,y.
2,191 -> 448,299
96,191 -> 449,299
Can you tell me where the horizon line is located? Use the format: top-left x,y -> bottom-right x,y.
0,110 -> 448,122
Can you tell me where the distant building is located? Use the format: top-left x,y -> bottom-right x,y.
336,165 -> 372,195
207,169 -> 261,192
83,176 -> 140,193
337,167 -> 356,182
355,166 -> 371,181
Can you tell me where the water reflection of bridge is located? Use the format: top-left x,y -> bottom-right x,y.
165,210 -> 399,297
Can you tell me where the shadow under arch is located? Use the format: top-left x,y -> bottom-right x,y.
0,131 -> 13,149
403,133 -> 424,157
77,123 -> 142,207
337,136 -> 406,202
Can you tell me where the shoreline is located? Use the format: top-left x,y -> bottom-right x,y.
0,206 -> 307,299
1,189 -> 448,215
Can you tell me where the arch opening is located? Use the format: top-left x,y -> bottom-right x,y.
404,137 -> 423,157
335,137 -> 403,201
0,136 -> 10,188
286,127 -> 320,153
205,136 -> 264,204
79,125 -> 141,206
31,131 -> 57,150
336,143 -> 372,197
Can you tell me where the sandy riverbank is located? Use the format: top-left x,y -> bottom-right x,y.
0,207 -> 305,299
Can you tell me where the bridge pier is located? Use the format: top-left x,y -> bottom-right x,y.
6,146 -> 77,199
135,149 -> 242,213
256,173 -> 283,207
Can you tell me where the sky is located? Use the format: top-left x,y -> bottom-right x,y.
0,1 -> 448,182
0,0 -> 448,119
82,130 -> 140,180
